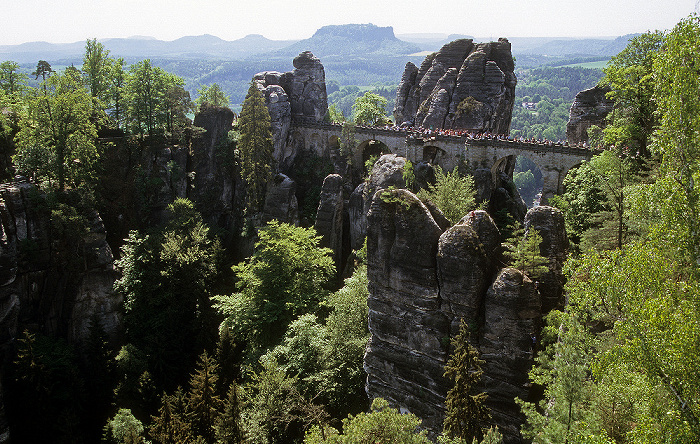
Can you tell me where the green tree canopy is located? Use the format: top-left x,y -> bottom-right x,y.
352,92 -> 389,126
14,67 -> 98,190
417,166 -> 477,225
214,221 -> 334,359
600,31 -> 663,157
196,83 -> 230,109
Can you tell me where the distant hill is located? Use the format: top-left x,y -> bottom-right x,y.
0,34 -> 300,64
275,24 -> 421,58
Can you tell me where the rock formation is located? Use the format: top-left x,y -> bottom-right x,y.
348,154 -> 407,250
394,39 -> 517,134
314,174 -> 346,274
262,173 -> 299,226
253,51 -> 328,172
364,188 -> 570,443
566,85 -> 614,145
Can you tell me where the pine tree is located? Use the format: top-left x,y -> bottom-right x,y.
216,382 -> 243,444
443,319 -> 492,443
149,388 -> 193,444
502,223 -> 549,280
187,351 -> 222,443
238,82 -> 273,213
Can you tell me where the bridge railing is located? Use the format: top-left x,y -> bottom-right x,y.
293,119 -> 602,157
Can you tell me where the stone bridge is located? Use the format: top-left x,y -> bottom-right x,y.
291,121 -> 599,203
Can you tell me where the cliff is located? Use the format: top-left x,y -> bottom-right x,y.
363,186 -> 568,443
394,38 -> 517,134
566,85 -> 614,145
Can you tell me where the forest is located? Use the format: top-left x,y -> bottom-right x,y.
0,13 -> 699,444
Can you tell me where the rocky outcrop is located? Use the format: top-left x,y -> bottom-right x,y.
481,268 -> 541,442
364,203 -> 569,442
364,188 -> 449,433
262,173 -> 299,226
394,38 -> 517,134
190,104 -> 243,235
566,85 -> 614,145
314,174 -> 346,273
253,52 -> 328,172
524,206 -> 568,313
252,72 -> 294,171
348,154 -> 407,250
437,211 -> 501,336
0,181 -> 122,443
0,181 -> 121,343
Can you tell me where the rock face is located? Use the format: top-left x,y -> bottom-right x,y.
364,203 -> 569,443
253,52 -> 328,172
262,173 -> 299,226
364,188 -> 449,432
481,268 -> 541,442
348,154 -> 407,250
524,206 -> 569,313
0,181 -> 122,443
0,181 -> 121,344
394,38 -> 517,134
566,85 -> 614,145
191,104 -> 243,234
314,174 -> 346,274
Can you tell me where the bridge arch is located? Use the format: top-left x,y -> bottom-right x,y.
358,139 -> 390,170
422,146 -> 447,165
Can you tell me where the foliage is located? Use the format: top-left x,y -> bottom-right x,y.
149,386 -> 194,444
105,408 -> 145,444
125,59 -> 192,136
263,266 -> 370,418
352,91 -> 389,126
196,83 -> 230,109
241,358 -> 304,444
403,158 -> 416,191
511,66 -> 603,141
6,330 -> 87,442
304,398 -> 431,444
115,198 -> 222,388
652,14 -> 700,265
502,224 -> 549,279
187,352 -> 223,443
14,66 -> 99,190
82,38 -> 114,110
238,82 -> 274,213
0,60 -> 28,98
550,162 -> 608,250
442,319 -> 492,443
217,382 -> 244,444
214,221 -> 334,359
417,166 -> 477,225
600,31 -> 663,156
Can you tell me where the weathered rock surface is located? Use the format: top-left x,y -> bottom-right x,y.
190,104 -> 243,235
0,181 -> 122,443
364,188 -> 449,433
524,206 -> 568,313
262,173 -> 299,226
481,268 -> 541,444
566,85 -> 614,145
0,182 -> 121,343
314,174 -> 345,273
348,154 -> 407,250
253,52 -> 328,172
394,38 -> 517,134
364,199 -> 569,442
252,73 -> 294,171
438,210 -> 500,335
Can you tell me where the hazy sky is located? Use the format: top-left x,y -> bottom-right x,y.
1,0 -> 696,45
